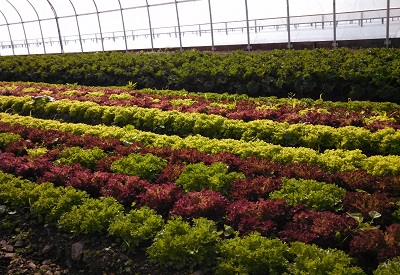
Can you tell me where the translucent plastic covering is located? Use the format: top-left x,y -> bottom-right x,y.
0,0 -> 399,55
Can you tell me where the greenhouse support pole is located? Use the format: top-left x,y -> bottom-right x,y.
0,9 -> 14,55
46,0 -> 63,53
145,0 -> 154,51
244,0 -> 251,51
207,0 -> 215,51
174,0 -> 183,52
68,0 -> 84,52
26,0 -> 46,54
92,0 -> 104,51
117,0 -> 128,53
333,0 -> 338,47
386,0 -> 391,47
6,0 -> 30,55
286,0 -> 292,49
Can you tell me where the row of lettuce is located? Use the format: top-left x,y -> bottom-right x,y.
4,171 -> 399,275
1,95 -> 400,157
1,112 -> 400,176
0,48 -> 399,102
3,81 -> 400,112
1,81 -> 399,131
1,119 -> 399,201
1,118 -> 400,273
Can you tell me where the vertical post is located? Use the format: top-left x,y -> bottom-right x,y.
46,0 -> 63,53
174,0 -> 183,52
244,0 -> 251,51
333,0 -> 337,47
360,11 -> 364,27
116,0 -> 128,53
385,0 -> 391,47
286,0 -> 291,49
145,0 -> 154,50
207,0 -> 215,51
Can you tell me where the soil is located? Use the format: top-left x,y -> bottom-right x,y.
0,205 -> 195,275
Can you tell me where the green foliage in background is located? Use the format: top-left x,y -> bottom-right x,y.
1,48 -> 399,102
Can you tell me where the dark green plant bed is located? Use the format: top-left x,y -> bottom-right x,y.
0,48 -> 399,103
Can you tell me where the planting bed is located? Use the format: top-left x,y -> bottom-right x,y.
1,81 -> 400,274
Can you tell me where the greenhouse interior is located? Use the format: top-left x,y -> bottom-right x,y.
0,0 -> 399,55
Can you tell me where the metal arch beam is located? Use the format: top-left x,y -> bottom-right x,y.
67,0 -> 83,52
92,0 -> 104,51
5,0 -> 30,54
46,0 -> 63,53
0,9 -> 15,55
145,0 -> 154,51
116,0 -> 128,53
26,0 -> 46,54
174,0 -> 183,52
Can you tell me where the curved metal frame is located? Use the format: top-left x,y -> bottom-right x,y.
5,0 -> 30,54
0,9 -> 14,55
92,0 -> 104,51
116,0 -> 128,53
67,0 -> 84,52
46,0 -> 63,53
26,0 -> 46,54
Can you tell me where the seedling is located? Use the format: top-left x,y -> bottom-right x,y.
347,211 -> 381,231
